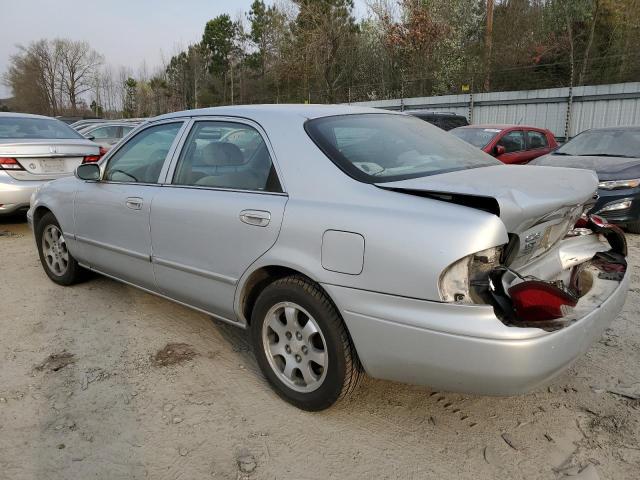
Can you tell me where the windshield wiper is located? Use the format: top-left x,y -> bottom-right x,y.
552,151 -> 572,155
577,153 -> 637,159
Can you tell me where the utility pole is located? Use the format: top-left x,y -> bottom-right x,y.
484,0 -> 494,92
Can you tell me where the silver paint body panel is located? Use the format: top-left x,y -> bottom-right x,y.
28,105 -> 628,395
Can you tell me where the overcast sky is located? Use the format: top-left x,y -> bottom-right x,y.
0,0 -> 368,98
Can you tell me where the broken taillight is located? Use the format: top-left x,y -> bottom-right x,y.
508,280 -> 578,322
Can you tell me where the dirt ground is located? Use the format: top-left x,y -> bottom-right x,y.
1,216 -> 639,480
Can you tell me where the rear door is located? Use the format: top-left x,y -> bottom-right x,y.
150,118 -> 287,321
74,120 -> 187,291
524,129 -> 553,162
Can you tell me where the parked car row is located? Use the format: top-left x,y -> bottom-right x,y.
71,118 -> 145,151
26,105 -> 629,411
408,109 -> 640,234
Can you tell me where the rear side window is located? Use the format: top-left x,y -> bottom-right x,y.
172,121 -> 282,192
0,116 -> 83,139
497,130 -> 525,153
527,131 -> 548,149
104,122 -> 183,183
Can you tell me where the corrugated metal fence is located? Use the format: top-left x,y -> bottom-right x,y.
352,82 -> 640,139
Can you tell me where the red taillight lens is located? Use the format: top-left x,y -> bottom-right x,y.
509,280 -> 578,322
0,157 -> 24,170
83,146 -> 108,164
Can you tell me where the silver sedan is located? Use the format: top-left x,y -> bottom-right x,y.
0,112 -> 100,216
28,105 -> 629,410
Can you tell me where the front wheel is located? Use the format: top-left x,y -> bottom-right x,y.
36,212 -> 85,285
250,276 -> 361,411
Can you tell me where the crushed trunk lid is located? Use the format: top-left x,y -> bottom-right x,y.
376,164 -> 598,233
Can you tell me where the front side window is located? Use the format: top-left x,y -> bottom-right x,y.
497,130 -> 525,153
527,130 -> 548,149
306,114 -> 499,183
172,121 -> 281,192
103,122 -> 183,183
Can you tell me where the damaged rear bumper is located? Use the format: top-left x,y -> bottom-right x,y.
323,268 -> 628,395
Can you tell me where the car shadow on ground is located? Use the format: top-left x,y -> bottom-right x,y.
0,213 -> 27,226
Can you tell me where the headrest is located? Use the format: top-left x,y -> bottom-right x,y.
201,142 -> 244,166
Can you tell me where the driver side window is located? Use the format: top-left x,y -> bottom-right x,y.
104,122 -> 183,183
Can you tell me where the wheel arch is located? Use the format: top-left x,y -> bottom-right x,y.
237,265 -> 339,327
32,205 -> 53,228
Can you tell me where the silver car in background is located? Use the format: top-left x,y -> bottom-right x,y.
0,112 -> 100,215
28,105 -> 629,410
81,122 -> 140,150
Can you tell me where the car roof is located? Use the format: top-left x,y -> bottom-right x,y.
85,122 -> 140,128
584,125 -> 640,132
0,112 -> 60,120
455,124 -> 547,130
150,104 -> 401,123
404,110 -> 465,116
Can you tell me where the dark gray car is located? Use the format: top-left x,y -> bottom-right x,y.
532,126 -> 640,232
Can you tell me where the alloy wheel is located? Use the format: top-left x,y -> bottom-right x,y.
261,302 -> 329,393
42,224 -> 69,276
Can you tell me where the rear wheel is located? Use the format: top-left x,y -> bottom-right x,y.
250,275 -> 361,411
36,212 -> 85,285
626,221 -> 640,234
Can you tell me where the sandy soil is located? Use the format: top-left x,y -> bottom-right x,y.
1,216 -> 638,480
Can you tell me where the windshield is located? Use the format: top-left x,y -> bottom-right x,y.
451,127 -> 502,148
555,128 -> 640,158
0,116 -> 84,140
305,114 -> 500,183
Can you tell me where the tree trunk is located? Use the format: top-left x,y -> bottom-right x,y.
578,0 -> 599,86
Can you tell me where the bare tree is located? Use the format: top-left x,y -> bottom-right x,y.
31,40 -> 63,115
57,39 -> 103,113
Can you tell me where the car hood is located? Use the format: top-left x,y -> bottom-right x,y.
531,154 -> 640,181
376,164 -> 598,233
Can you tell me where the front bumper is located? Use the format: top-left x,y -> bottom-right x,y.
0,171 -> 46,216
324,270 -> 629,394
591,186 -> 640,226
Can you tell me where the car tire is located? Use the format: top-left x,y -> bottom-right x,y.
36,212 -> 85,286
250,275 -> 362,411
626,221 -> 640,234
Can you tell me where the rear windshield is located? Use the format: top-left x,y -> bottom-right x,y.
305,114 -> 499,183
451,127 -> 502,148
0,117 -> 84,140
555,128 -> 640,158
412,114 -> 468,131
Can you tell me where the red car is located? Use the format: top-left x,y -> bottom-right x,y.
451,124 -> 558,164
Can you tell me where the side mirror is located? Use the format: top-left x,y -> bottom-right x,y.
494,145 -> 506,156
75,163 -> 101,181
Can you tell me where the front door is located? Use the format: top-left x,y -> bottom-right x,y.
150,119 -> 287,320
495,129 -> 527,164
74,121 -> 186,291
